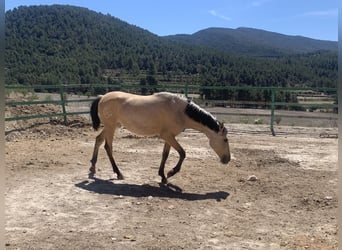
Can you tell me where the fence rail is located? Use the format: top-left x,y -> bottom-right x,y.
5,83 -> 337,136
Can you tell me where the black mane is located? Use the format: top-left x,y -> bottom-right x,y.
184,101 -> 220,132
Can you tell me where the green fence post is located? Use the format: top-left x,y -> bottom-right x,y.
270,89 -> 275,136
59,84 -> 68,125
184,84 -> 188,98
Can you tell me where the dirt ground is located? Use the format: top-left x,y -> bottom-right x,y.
5,104 -> 338,249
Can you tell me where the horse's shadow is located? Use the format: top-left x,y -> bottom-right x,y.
75,177 -> 229,202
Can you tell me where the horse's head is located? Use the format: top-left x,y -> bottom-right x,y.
208,122 -> 231,164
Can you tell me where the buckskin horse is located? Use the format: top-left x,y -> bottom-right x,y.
89,91 -> 230,184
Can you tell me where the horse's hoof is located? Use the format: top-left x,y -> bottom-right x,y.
117,174 -> 124,180
88,172 -> 95,179
167,183 -> 183,193
161,178 -> 168,185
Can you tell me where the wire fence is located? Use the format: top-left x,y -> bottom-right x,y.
5,83 -> 337,136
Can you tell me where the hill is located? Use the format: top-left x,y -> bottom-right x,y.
165,27 -> 337,57
5,5 -> 337,99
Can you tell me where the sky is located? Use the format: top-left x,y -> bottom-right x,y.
5,0 -> 338,41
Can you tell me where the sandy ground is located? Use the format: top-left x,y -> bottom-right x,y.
4,101 -> 338,250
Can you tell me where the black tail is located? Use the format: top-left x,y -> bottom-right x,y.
90,97 -> 101,131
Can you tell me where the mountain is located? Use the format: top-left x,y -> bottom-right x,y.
5,5 -> 337,96
164,27 -> 337,57
5,5 -> 181,86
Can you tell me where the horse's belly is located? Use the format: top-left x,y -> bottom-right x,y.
119,120 -> 160,136
123,124 -> 159,136
120,118 -> 183,137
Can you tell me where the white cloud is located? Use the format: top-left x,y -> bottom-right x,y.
209,10 -> 231,21
301,9 -> 338,17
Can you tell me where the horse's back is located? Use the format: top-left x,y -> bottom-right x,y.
99,91 -> 185,108
98,91 -> 187,136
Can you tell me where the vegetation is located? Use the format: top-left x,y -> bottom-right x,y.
165,27 -> 337,57
5,5 -> 337,102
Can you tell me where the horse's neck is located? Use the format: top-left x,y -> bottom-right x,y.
185,119 -> 214,138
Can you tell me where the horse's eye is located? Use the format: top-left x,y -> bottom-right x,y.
224,138 -> 228,142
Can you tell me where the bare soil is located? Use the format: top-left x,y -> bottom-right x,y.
5,104 -> 338,250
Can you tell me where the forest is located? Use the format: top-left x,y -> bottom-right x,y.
5,5 -> 337,102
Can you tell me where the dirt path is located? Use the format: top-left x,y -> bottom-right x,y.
5,120 -> 338,250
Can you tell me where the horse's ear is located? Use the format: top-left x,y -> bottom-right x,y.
218,121 -> 227,135
219,121 -> 224,131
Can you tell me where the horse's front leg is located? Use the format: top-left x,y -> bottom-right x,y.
89,129 -> 105,178
159,142 -> 171,184
167,147 -> 185,179
162,135 -> 186,180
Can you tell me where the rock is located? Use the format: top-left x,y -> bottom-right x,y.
247,175 -> 258,181
124,235 -> 135,241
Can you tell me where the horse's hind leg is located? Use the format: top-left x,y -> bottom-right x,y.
90,129 -> 105,176
103,128 -> 124,180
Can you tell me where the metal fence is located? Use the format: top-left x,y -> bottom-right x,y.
5,83 -> 337,136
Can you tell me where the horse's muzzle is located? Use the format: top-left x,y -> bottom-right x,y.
221,155 -> 230,164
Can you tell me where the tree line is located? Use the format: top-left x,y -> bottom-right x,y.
5,5 -> 337,102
